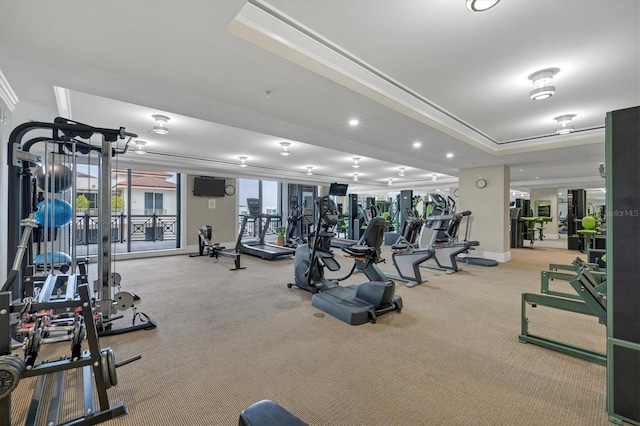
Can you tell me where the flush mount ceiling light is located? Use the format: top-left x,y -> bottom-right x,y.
413,141 -> 422,148
238,156 -> 248,167
133,140 -> 147,154
554,114 -> 577,134
398,167 -> 405,177
446,153 -> 454,158
528,68 -> 559,101
348,118 -> 359,127
151,114 -> 170,134
279,141 -> 291,156
466,0 -> 500,12
432,174 -> 438,182
352,157 -> 361,168
306,166 -> 313,175
352,173 -> 359,182
387,178 -> 393,186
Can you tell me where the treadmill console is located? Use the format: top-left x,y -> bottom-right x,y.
247,198 -> 261,215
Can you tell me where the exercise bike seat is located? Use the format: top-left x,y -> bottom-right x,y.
342,244 -> 374,257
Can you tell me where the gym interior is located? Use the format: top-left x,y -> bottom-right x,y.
0,1 -> 639,425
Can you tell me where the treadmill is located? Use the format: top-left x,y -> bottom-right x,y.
235,198 -> 295,260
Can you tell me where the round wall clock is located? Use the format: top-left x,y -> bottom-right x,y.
475,178 -> 487,189
224,184 -> 236,196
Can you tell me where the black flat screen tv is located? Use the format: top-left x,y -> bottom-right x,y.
194,176 -> 225,197
329,182 -> 348,196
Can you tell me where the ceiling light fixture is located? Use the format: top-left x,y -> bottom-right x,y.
279,141 -> 292,156
554,114 -> 576,134
387,179 -> 393,186
413,141 -> 422,148
432,174 -> 438,182
352,173 -> 359,182
398,167 -> 405,177
238,156 -> 248,167
348,118 -> 359,127
151,114 -> 170,134
306,166 -> 313,175
446,153 -> 454,158
466,0 -> 500,12
528,68 -> 559,101
352,157 -> 361,168
133,140 -> 147,154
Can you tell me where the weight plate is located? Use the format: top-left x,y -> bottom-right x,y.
100,349 -> 112,390
24,328 -> 42,358
70,323 -> 85,359
0,356 -> 22,400
111,272 -> 122,287
114,292 -> 134,312
3,356 -> 25,375
106,348 -> 117,387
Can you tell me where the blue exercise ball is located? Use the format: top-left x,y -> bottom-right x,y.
33,251 -> 72,265
34,198 -> 73,228
35,164 -> 73,193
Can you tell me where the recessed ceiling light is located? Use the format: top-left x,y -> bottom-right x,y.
352,157 -> 361,168
387,179 -> 393,186
528,68 -> 559,101
151,114 -> 170,134
279,141 -> 292,156
238,156 -> 248,167
306,166 -> 313,175
519,169 -> 524,172
535,176 -> 540,179
554,114 -> 576,134
352,173 -> 359,182
446,153 -> 454,158
133,140 -> 147,154
348,118 -> 359,126
398,167 -> 405,177
466,0 -> 500,12
413,141 -> 422,148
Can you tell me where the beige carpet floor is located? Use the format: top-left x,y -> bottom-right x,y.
9,245 -> 609,425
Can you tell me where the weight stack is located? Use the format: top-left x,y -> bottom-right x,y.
606,105 -> 640,425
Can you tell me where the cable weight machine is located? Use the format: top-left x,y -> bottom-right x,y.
2,118 -> 155,424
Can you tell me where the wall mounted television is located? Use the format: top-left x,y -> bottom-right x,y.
329,182 -> 348,196
193,176 -> 225,197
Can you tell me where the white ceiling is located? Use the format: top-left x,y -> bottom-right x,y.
1,0 -> 637,201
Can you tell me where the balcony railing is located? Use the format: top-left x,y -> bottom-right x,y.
238,215 -> 282,238
75,212 -> 177,245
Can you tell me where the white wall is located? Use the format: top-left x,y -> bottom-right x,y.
0,104 -> 13,280
185,175 -> 237,246
458,165 -> 510,262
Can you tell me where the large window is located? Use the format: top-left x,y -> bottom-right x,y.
261,180 -> 278,215
74,167 -> 180,253
238,179 -> 283,238
238,179 -> 259,215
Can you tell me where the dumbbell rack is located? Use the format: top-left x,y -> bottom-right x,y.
0,283 -> 128,425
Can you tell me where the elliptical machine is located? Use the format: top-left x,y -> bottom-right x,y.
289,193 -> 403,325
290,195 -> 342,293
284,196 -> 309,249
